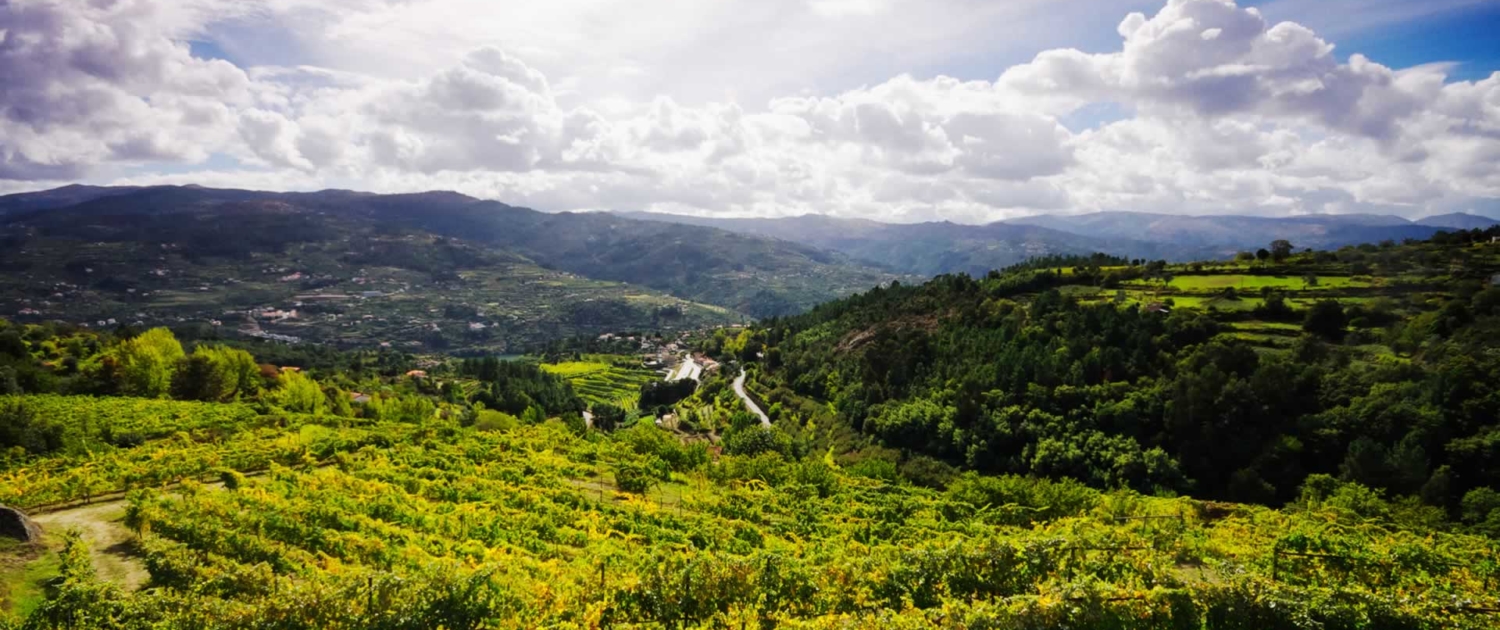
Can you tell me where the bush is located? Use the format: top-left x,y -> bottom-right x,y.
708,452 -> 790,486
899,455 -> 958,489
847,457 -> 899,482
722,425 -> 791,457
943,472 -> 1101,524
0,398 -> 64,456
789,460 -> 840,497
559,412 -> 587,436
219,469 -> 246,490
617,423 -> 709,472
614,460 -> 665,494
474,410 -> 519,432
590,403 -> 628,432
1302,300 -> 1347,342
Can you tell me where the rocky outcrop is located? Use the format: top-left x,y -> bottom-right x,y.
0,505 -> 42,543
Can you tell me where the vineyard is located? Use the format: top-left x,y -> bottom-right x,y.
6,415 -> 1499,628
0,394 -> 425,510
541,355 -> 660,410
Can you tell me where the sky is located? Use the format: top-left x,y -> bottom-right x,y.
1,0 -> 1499,223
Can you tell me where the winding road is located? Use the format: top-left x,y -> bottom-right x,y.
732,369 -> 771,427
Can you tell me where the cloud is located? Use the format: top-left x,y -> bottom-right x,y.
1001,0 -> 1434,142
0,0 -> 249,180
3,0 -> 1499,224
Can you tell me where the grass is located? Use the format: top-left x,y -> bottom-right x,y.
1234,321 -> 1302,331
1144,274 -> 1376,291
1224,332 -> 1295,347
0,540 -> 59,619
540,360 -> 614,378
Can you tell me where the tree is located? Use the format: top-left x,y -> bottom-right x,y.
325,385 -> 354,417
1461,487 -> 1500,524
115,328 -> 185,398
590,403 -> 627,432
1339,437 -> 1390,488
1303,300 -> 1348,342
474,409 -> 520,432
1386,434 -> 1429,495
1420,466 -> 1453,507
0,330 -> 26,358
174,345 -> 260,402
0,366 -> 18,396
1255,249 -> 1270,262
521,405 -> 547,425
723,425 -> 790,457
270,370 -> 326,415
1270,240 -> 1294,262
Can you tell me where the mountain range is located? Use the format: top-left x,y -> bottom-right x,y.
620,209 -> 1499,276
3,183 -> 1497,351
0,185 -> 896,351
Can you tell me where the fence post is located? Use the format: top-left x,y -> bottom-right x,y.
1271,542 -> 1279,582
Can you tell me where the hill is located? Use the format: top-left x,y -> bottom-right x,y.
0,186 -> 897,350
1416,212 -> 1500,230
1005,211 -> 1445,257
619,209 -> 1457,277
619,211 -> 1185,277
0,320 -> 1497,627
0,184 -> 144,217
718,227 -> 1500,528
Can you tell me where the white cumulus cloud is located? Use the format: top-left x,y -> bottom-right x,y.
0,0 -> 1497,223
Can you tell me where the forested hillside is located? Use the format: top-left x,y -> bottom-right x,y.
1004,212 -> 1461,259
619,209 -> 1492,277
722,228 -> 1500,534
0,186 -> 896,351
619,211 -> 1167,277
5,232 -> 1500,626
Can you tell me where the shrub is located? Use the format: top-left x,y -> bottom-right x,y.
474,410 -> 519,432
943,472 -> 1101,524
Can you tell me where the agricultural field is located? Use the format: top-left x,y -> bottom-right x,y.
540,355 -> 660,409
5,414 -> 1499,628
0,233 -> 736,354
1143,274 -> 1378,291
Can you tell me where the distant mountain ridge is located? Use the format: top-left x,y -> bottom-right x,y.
0,185 -> 904,350
617,211 -> 1192,277
616,209 -> 1476,277
0,185 -> 897,319
1416,213 -> 1500,230
1004,211 -> 1464,254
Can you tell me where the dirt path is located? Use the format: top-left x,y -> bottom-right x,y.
32,501 -> 148,591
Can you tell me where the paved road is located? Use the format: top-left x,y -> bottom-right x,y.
733,369 -> 771,427
667,354 -> 702,382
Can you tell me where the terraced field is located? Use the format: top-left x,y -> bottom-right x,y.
541,355 -> 660,409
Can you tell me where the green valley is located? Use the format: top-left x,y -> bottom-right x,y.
2,218 -> 1500,630
0,186 -> 898,353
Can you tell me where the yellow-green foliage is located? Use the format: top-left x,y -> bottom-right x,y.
175,345 -> 260,402
269,370 -> 325,415
473,409 -> 519,432
8,418 -> 1494,628
541,355 -> 656,409
112,328 -> 185,398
